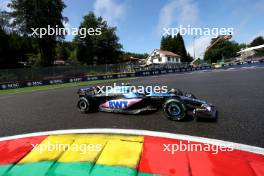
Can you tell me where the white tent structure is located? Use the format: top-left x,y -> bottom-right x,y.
237,44 -> 264,59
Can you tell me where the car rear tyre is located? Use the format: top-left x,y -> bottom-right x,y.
163,99 -> 186,121
77,97 -> 90,113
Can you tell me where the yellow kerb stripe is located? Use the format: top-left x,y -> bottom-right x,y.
95,139 -> 143,168
58,134 -> 143,163
58,135 -> 108,163
18,134 -> 144,166
19,135 -> 77,164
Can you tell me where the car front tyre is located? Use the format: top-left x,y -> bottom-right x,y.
163,99 -> 186,121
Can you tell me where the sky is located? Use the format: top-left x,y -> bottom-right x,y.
1,0 -> 264,58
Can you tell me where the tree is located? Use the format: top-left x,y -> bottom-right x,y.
160,34 -> 190,62
0,11 -> 12,33
0,27 -> 11,68
0,11 -> 38,69
161,35 -> 172,51
55,42 -> 74,61
75,12 -> 122,65
186,53 -> 194,63
175,34 -> 188,62
8,0 -> 67,66
249,36 -> 264,57
204,37 -> 243,63
192,57 -> 203,65
122,52 -> 148,60
250,36 -> 264,47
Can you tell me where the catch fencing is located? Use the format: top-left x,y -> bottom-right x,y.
0,63 -> 211,90
0,64 -> 133,83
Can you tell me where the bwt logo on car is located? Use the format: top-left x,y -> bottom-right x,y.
109,100 -> 128,109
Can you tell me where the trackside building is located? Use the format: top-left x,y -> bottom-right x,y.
146,49 -> 181,65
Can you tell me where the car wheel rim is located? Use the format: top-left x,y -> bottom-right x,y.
79,101 -> 87,110
168,103 -> 181,116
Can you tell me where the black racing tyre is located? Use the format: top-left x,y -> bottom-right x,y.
77,97 -> 90,113
163,99 -> 187,121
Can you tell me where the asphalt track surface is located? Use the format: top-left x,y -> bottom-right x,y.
0,66 -> 264,147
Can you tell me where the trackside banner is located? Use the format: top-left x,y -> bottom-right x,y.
0,66 -> 211,90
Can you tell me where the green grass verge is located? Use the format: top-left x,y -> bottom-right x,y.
0,77 -> 135,95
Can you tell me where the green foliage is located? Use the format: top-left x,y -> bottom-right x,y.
160,34 -> 192,62
8,0 -> 67,66
0,28 -> 14,68
204,37 -> 244,63
0,11 -> 12,32
193,58 -> 202,65
186,53 -> 194,63
55,42 -> 72,61
75,12 -> 122,65
122,52 -> 148,60
0,28 -> 38,68
68,48 -> 79,65
250,36 -> 264,47
54,41 -> 80,65
249,36 -> 264,57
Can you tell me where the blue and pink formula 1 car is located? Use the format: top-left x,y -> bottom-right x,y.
77,86 -> 217,121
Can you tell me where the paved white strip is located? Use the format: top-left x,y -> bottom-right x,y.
0,129 -> 263,155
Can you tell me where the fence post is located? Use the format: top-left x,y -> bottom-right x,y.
31,67 -> 33,80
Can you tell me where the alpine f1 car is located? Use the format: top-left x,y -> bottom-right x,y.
77,86 -> 217,121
